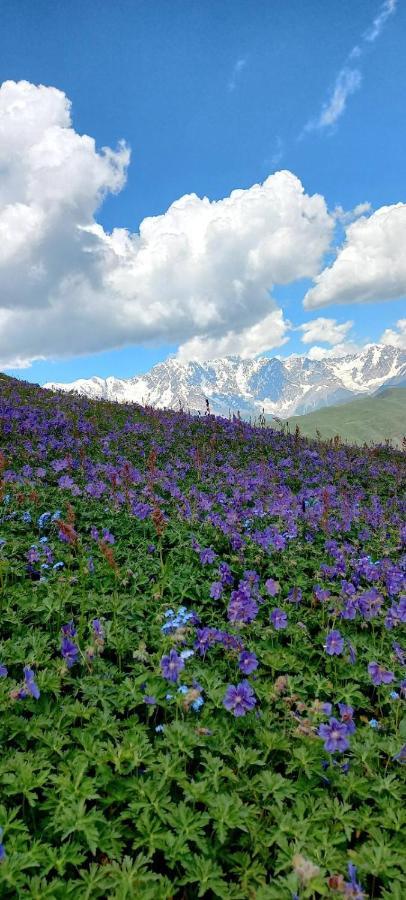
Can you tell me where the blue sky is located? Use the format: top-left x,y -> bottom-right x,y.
1,0 -> 405,383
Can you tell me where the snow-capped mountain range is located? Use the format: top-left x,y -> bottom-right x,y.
44,344 -> 406,419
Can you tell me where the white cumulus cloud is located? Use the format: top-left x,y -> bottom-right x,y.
177,309 -> 290,362
299,317 -> 354,346
304,342 -> 362,361
0,80 -> 335,368
304,203 -> 406,309
380,318 -> 406,349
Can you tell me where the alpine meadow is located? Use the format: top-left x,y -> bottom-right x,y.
1,0 -> 406,897
0,375 -> 404,898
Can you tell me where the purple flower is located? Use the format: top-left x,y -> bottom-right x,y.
227,589 -> 258,624
318,718 -> 350,753
194,627 -> 220,655
218,562 -> 234,586
393,744 -> 406,763
265,578 -> 279,597
368,661 -> 395,686
210,581 -> 223,600
223,680 -> 256,717
61,637 -> 79,669
27,546 -> 40,565
91,618 -> 105,640
338,703 -> 356,735
287,586 -> 302,604
61,620 -> 77,638
238,650 -> 258,675
143,695 -> 157,705
0,828 -> 5,862
17,666 -> 40,700
160,649 -> 185,683
347,640 -> 357,665
270,607 -> 287,630
102,529 -> 115,544
392,641 -> 405,666
0,663 -> 7,677
58,475 -> 75,490
344,863 -> 365,898
325,630 -> 344,656
313,584 -> 330,603
199,548 -> 216,565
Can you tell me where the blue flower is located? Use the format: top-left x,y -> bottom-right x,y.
61,638 -> 79,668
318,718 -> 350,753
38,512 -> 51,530
17,666 -> 40,700
238,650 -> 259,675
0,827 -> 5,862
160,649 -> 185,683
270,607 -> 287,630
324,630 -> 344,656
0,663 -> 7,678
223,681 -> 257,717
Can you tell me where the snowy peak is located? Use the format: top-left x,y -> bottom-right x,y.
44,344 -> 406,419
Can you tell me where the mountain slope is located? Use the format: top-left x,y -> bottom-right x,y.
44,344 -> 406,419
274,386 -> 406,448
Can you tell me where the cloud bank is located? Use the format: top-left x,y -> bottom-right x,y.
0,80 -> 335,368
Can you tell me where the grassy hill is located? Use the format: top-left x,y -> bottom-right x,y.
275,386 -> 406,448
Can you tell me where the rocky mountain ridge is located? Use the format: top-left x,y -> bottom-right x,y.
44,344 -> 406,419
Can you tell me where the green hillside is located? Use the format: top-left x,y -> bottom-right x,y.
275,386 -> 406,448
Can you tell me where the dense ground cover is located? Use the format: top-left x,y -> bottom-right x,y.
0,374 -> 405,899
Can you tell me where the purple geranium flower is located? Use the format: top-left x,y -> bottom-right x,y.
392,641 -> 405,666
160,649 -> 185,683
61,620 -> 77,638
238,650 -> 258,675
199,548 -> 216,565
338,703 -> 356,735
223,680 -> 256,716
265,578 -> 279,597
270,607 -> 287,630
393,744 -> 406,763
344,863 -> 365,898
0,663 -> 7,677
210,581 -> 223,600
325,630 -> 344,656
91,618 -> 105,640
61,637 -> 79,669
0,827 -> 5,862
18,666 -> 40,700
368,661 -> 395,686
318,718 -> 350,753
227,589 -> 258,624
